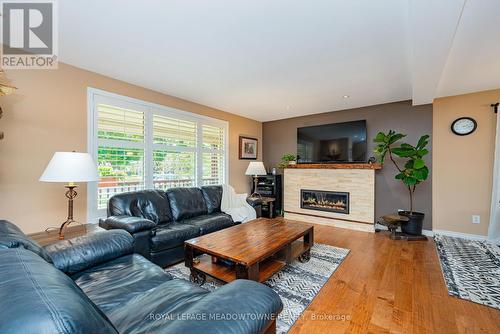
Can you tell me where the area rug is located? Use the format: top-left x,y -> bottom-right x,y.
165,243 -> 349,334
434,234 -> 500,310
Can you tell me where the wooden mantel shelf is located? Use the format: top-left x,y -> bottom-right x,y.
285,163 -> 382,170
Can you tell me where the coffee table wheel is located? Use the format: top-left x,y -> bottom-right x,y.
190,270 -> 206,285
298,250 -> 311,263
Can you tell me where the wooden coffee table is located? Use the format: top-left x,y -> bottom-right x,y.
184,218 -> 314,285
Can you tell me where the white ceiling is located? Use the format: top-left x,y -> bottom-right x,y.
59,0 -> 500,122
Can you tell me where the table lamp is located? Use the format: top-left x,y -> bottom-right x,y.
39,152 -> 99,239
245,161 -> 267,199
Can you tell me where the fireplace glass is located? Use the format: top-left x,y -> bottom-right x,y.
300,189 -> 349,214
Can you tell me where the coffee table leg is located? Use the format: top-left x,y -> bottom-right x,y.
299,229 -> 314,263
284,243 -> 292,264
304,228 -> 314,247
185,244 -> 194,268
236,263 -> 259,281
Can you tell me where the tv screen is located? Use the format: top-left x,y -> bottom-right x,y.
297,120 -> 367,163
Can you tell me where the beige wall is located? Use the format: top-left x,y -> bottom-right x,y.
0,63 -> 261,233
433,89 -> 499,236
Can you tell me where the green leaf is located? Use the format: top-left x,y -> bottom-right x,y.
388,133 -> 406,145
403,176 -> 418,186
413,158 -> 425,169
395,172 -> 405,180
392,147 -> 414,157
374,132 -> 386,143
417,149 -> 429,157
417,135 -> 430,149
413,166 -> 429,181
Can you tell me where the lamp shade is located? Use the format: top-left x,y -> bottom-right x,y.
245,161 -> 266,176
40,152 -> 99,183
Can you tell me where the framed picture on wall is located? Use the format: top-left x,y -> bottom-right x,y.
239,136 -> 258,160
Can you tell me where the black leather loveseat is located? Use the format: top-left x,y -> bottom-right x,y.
0,220 -> 282,334
100,186 -> 239,267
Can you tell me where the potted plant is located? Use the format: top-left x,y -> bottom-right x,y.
278,154 -> 297,168
374,130 -> 430,235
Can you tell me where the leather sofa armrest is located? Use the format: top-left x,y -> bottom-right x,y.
100,215 -> 157,234
246,197 -> 262,218
44,230 -> 134,275
163,279 -> 283,334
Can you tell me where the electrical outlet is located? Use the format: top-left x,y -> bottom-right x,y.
472,215 -> 481,224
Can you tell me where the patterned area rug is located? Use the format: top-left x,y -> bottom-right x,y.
434,235 -> 500,310
165,243 -> 349,334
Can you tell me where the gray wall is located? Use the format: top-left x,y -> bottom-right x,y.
263,100 -> 433,230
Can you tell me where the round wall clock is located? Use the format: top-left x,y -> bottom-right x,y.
451,117 -> 477,136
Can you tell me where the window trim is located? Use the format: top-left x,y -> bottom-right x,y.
87,87 -> 229,222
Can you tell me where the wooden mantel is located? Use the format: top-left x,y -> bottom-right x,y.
285,163 -> 382,170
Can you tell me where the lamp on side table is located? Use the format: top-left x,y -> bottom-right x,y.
245,161 -> 267,199
39,152 -> 99,240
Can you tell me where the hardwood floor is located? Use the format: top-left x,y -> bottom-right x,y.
288,223 -> 500,334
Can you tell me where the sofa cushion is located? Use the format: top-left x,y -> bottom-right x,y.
97,279 -> 209,334
44,230 -> 134,275
108,190 -> 172,224
72,254 -> 173,314
201,185 -> 223,214
101,215 -> 157,234
0,248 -> 117,334
150,223 -> 200,251
183,213 -> 234,235
160,280 -> 283,334
0,219 -> 53,263
167,187 -> 208,221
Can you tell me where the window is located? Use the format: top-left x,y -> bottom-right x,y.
202,124 -> 225,185
87,88 -> 228,220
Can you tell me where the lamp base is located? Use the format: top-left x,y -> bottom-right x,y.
249,192 -> 262,199
58,185 -> 78,240
58,219 -> 78,240
249,175 -> 262,199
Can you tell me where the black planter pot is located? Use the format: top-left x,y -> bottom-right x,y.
400,211 -> 425,236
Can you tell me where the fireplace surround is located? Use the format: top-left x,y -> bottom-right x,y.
301,189 -> 349,214
284,164 -> 379,232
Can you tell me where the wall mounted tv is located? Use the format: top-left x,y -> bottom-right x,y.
297,120 -> 367,163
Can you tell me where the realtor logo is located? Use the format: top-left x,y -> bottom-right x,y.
1,0 -> 58,69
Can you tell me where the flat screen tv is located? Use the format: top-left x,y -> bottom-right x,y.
297,120 -> 367,163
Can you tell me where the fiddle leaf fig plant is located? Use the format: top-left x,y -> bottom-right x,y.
374,131 -> 430,213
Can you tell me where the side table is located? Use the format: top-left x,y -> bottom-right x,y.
376,214 -> 427,241
29,223 -> 103,247
260,196 -> 276,218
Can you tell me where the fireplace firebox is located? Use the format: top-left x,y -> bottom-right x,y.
300,189 -> 350,214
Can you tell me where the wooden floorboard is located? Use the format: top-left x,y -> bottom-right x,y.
288,223 -> 500,334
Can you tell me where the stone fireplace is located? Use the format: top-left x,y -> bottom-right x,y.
301,189 -> 349,214
283,164 -> 380,232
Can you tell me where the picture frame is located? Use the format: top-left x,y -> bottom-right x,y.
239,136 -> 258,160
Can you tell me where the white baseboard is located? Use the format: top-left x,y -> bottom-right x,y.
375,225 -> 489,241
432,229 -> 487,241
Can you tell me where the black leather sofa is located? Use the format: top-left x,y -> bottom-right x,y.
0,220 -> 282,334
100,186 -> 240,267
